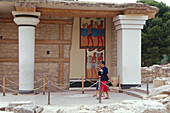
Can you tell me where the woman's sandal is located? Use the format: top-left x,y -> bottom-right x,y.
93,94 -> 97,97
104,97 -> 110,99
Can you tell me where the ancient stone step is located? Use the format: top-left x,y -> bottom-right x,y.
130,87 -> 147,94
110,84 -> 153,99
122,90 -> 147,99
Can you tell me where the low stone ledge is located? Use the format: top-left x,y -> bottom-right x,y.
153,79 -> 166,88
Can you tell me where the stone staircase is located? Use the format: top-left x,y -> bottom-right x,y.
110,83 -> 153,99
122,87 -> 148,99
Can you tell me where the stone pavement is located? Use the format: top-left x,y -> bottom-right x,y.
1,85 -> 169,113
0,90 -> 140,107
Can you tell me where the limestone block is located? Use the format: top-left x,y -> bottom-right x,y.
149,85 -> 170,98
5,101 -> 44,113
153,94 -> 169,100
79,105 -> 89,110
5,101 -> 33,112
165,78 -> 170,85
121,100 -> 167,113
34,107 -> 44,113
166,102 -> 170,113
13,105 -> 34,113
148,76 -> 154,82
153,65 -> 162,77
56,109 -> 64,113
158,96 -> 170,105
153,79 -> 166,88
13,105 -> 44,113
162,67 -> 170,77
43,99 -> 170,113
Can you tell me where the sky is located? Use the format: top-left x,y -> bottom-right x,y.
79,0 -> 170,6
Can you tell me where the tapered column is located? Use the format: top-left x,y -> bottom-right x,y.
13,11 -> 40,94
113,15 -> 148,89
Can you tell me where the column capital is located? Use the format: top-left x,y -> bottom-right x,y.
12,11 -> 40,27
113,15 -> 148,30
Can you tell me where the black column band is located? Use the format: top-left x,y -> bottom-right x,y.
19,90 -> 34,94
18,25 -> 36,27
121,84 -> 141,89
16,15 -> 38,18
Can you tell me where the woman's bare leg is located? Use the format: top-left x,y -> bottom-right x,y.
93,90 -> 98,97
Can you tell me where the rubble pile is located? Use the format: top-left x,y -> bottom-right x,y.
42,85 -> 170,113
3,101 -> 44,113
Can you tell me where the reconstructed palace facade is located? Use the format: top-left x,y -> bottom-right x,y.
0,0 -> 158,93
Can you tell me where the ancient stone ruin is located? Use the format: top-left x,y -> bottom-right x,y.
141,64 -> 170,83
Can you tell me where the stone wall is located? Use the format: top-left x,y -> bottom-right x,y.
0,22 -> 72,92
36,24 -> 60,40
0,62 -> 19,91
0,23 -> 18,39
35,45 -> 59,58
141,64 -> 170,83
111,22 -> 117,67
0,44 -> 18,57
110,22 -> 117,76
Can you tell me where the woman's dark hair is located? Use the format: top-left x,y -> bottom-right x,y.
101,61 -> 105,65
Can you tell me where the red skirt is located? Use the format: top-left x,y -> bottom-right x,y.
100,81 -> 108,92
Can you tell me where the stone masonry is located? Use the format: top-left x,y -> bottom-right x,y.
111,22 -> 117,67
111,22 -> 117,77
141,64 -> 170,83
0,22 -> 72,92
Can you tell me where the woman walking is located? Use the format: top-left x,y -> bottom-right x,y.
93,64 -> 102,97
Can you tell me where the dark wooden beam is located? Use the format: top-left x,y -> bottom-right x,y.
40,19 -> 72,25
59,62 -> 64,85
0,57 -> 19,62
123,8 -> 147,15
0,39 -> 18,44
147,11 -> 157,19
59,24 -> 65,85
0,18 -> 13,23
0,57 -> 70,63
36,40 -> 71,45
35,58 -> 69,63
37,7 -> 122,18
16,7 -> 36,12
0,18 -> 73,25
59,25 -> 64,40
0,39 -> 71,45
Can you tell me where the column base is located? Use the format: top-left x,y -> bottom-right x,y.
19,90 -> 34,94
121,84 -> 141,89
